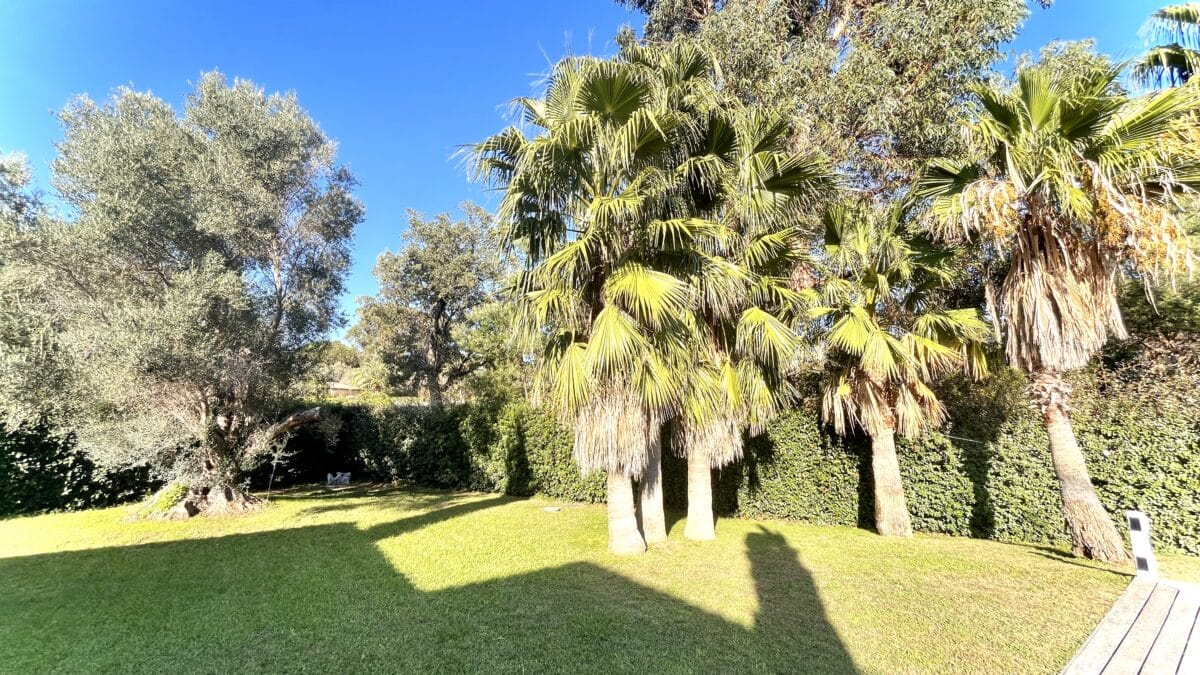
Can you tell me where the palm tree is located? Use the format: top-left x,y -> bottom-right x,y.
1134,3 -> 1200,87
473,46 -> 716,554
809,203 -> 989,537
916,60 -> 1200,561
659,105 -> 833,541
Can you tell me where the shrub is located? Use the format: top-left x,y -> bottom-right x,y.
273,344 -> 1197,555
499,402 -> 605,502
12,338 -> 1195,555
0,421 -> 151,517
136,482 -> 190,518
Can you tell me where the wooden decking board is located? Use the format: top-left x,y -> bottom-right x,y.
1140,589 -> 1198,674
1177,600 -> 1199,675
1063,579 -> 1156,675
1101,584 -> 1177,674
1062,580 -> 1200,675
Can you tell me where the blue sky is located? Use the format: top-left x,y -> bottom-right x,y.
0,0 -> 1163,330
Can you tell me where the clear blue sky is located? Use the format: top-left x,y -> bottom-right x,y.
0,0 -> 1162,329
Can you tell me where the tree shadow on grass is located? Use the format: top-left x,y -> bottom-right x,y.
269,482 -> 452,503
664,507 -> 686,535
0,494 -> 858,673
1020,544 -> 1131,577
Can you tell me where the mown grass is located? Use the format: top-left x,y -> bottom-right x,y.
1,484 -> 1189,674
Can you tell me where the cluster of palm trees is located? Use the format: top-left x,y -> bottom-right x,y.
474,36 -> 1200,563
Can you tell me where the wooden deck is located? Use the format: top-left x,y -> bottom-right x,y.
1062,578 -> 1200,674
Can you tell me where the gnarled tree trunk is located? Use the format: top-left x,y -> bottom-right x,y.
607,470 -> 646,555
870,425 -> 913,537
1036,371 -> 1129,562
639,430 -> 667,545
684,449 -> 716,541
161,407 -> 323,519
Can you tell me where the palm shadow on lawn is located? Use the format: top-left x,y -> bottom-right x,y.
0,495 -> 858,673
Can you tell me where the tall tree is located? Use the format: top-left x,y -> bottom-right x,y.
618,0 -> 1033,194
475,44 -> 727,554
653,95 -> 831,541
1134,3 -> 1200,87
618,1 -> 1018,539
1,73 -> 362,514
351,204 -> 503,408
916,53 -> 1200,561
811,204 -> 988,536
0,152 -> 69,424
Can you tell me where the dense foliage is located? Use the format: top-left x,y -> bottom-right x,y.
2,3 -> 1196,571
351,204 -> 506,407
0,422 -> 149,517
0,73 -> 363,502
213,335 -> 1197,554
263,400 -> 606,503
619,0 -> 1032,193
7,335 -> 1196,554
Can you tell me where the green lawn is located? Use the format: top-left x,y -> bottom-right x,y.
2,485 -> 1195,674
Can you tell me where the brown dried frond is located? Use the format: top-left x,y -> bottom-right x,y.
893,377 -> 947,439
670,413 -> 743,468
573,383 -> 656,477
931,179 -> 1020,244
821,369 -> 891,438
1001,221 -> 1127,372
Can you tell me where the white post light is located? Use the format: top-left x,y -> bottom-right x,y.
1124,510 -> 1157,578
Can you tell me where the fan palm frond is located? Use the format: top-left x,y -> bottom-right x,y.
917,54 -> 1198,372
814,202 -> 988,439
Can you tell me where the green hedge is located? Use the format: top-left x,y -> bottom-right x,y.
0,422 -> 151,517
313,400 -> 605,502
284,338 -> 1197,555
12,338 -> 1193,556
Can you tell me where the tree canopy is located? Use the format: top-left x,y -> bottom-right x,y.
0,73 -> 362,504
351,203 -> 505,407
618,0 -> 1033,194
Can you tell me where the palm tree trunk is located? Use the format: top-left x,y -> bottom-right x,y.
1038,372 -> 1129,562
639,431 -> 667,545
871,426 -> 913,537
684,449 -> 716,541
607,470 -> 646,555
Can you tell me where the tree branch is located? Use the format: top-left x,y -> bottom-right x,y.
264,406 -> 322,442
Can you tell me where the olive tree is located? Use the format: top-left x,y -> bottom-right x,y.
0,152 -> 71,424
1,73 -> 362,515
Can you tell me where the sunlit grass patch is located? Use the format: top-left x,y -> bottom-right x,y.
0,484 -> 1153,673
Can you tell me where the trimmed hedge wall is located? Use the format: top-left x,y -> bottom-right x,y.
0,422 -> 151,517
272,400 -> 605,503
266,339 -> 1197,555
6,339 -> 1196,556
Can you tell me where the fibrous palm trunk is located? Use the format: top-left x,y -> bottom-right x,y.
607,471 -> 646,555
1035,371 -> 1130,562
639,430 -> 667,545
871,425 -> 913,537
684,449 -> 716,541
